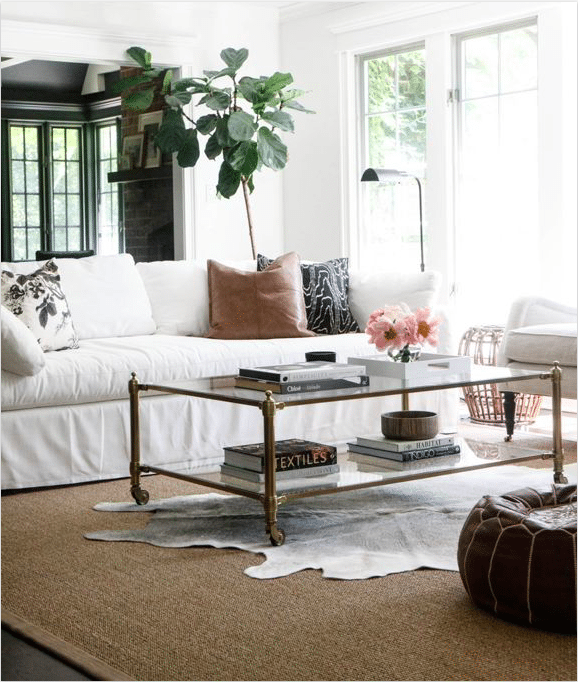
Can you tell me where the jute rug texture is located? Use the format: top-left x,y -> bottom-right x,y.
2,426 -> 577,681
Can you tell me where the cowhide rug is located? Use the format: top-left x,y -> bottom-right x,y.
86,464 -> 575,580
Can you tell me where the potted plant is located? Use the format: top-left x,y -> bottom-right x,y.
116,46 -> 314,258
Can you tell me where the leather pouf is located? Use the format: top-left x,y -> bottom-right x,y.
458,484 -> 577,633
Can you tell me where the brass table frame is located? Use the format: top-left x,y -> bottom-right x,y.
128,363 -> 567,547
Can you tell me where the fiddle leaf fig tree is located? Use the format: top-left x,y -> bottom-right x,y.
116,46 -> 314,258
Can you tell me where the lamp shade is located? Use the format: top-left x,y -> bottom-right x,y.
360,168 -> 412,183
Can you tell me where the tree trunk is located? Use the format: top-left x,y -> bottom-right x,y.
241,177 -> 257,259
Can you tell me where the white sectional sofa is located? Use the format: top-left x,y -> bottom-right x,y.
1,254 -> 453,490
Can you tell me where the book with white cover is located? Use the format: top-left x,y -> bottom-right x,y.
355,433 -> 454,452
347,443 -> 461,462
238,361 -> 365,383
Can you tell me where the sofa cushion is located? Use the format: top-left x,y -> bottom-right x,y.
1,306 -> 46,376
1,260 -> 79,351
257,254 -> 360,335
2,254 -> 156,340
502,323 -> 577,366
136,259 -> 256,336
348,270 -> 441,329
207,252 -> 314,340
1,331 -> 387,411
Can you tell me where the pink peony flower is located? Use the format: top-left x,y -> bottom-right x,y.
365,303 -> 442,356
414,307 -> 441,347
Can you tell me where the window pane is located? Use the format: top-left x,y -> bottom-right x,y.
367,114 -> 396,167
53,195 -> 67,226
398,110 -> 426,169
27,195 -> 40,226
99,126 -> 111,157
53,161 -> 66,193
24,127 -> 39,160
12,195 -> 26,226
464,33 -> 498,99
65,129 -> 80,160
66,161 -> 80,193
501,26 -> 537,93
27,228 -> 41,256
461,99 -> 499,178
12,161 -> 25,193
25,162 -> 39,194
52,128 -> 66,160
10,127 -> 24,159
13,229 -> 27,260
54,227 -> 67,250
366,55 -> 395,113
67,195 -> 80,226
67,228 -> 81,250
397,50 -> 426,109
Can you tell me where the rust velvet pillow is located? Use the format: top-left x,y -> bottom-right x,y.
206,252 -> 315,340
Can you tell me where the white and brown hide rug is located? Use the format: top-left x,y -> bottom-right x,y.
85,462 -> 576,580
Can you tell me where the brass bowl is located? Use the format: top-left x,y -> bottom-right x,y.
381,411 -> 439,441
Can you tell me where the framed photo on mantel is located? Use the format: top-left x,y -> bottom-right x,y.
139,111 -> 166,167
122,134 -> 144,170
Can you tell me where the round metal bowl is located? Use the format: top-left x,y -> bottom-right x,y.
381,410 -> 439,441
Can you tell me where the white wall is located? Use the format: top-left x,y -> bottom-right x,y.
281,1 -> 577,310
1,1 -> 285,260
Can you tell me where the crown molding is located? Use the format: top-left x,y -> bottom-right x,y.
328,1 -> 475,34
279,2 -> 362,22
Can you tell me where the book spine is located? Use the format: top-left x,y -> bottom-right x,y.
348,443 -> 461,462
224,448 -> 338,472
235,375 -> 370,394
356,436 -> 454,452
239,366 -> 365,382
220,463 -> 339,482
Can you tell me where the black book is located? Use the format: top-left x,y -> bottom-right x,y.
223,438 -> 337,473
234,375 -> 370,394
347,442 -> 461,462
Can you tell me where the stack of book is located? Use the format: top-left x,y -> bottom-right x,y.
347,433 -> 461,470
235,361 -> 369,394
220,438 -> 340,484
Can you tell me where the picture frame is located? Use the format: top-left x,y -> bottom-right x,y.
142,123 -> 162,168
122,134 -> 144,170
138,111 -> 163,132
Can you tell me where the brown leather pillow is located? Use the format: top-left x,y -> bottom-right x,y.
206,252 -> 315,340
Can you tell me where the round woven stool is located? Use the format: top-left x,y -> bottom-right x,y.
458,325 -> 542,425
458,484 -> 577,633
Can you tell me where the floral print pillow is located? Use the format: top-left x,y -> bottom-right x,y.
1,260 -> 79,351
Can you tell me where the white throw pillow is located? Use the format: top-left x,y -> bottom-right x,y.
1,260 -> 79,351
348,270 -> 441,329
136,259 -> 256,336
1,305 -> 46,375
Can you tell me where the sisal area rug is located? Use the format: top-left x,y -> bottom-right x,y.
3,432 -> 576,682
85,463 -> 575,580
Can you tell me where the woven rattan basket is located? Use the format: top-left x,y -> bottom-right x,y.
458,325 -> 542,425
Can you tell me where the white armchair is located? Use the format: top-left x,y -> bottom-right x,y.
497,296 -> 577,438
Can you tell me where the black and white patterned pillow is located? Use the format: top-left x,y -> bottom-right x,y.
257,254 -> 360,335
1,260 -> 79,351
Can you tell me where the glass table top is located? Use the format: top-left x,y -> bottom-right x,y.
139,365 -> 549,408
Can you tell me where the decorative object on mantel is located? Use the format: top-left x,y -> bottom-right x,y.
361,167 -> 425,272
458,325 -> 542,426
114,46 -> 314,258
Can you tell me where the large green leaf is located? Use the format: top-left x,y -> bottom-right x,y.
260,110 -> 294,132
220,48 -> 249,70
284,99 -> 315,114
111,74 -> 152,95
204,134 -> 222,160
204,67 -> 237,80
123,88 -> 155,111
154,110 -> 187,153
217,161 -> 241,198
177,129 -> 200,167
215,117 -> 235,148
173,77 -> 208,93
202,90 -> 231,111
263,72 -> 293,94
165,91 -> 192,107
161,69 -> 173,94
127,46 -> 151,69
227,111 -> 257,141
228,141 -> 259,176
237,77 -> 259,103
257,127 -> 287,170
196,114 -> 218,135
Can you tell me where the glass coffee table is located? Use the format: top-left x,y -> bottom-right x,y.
127,363 -> 568,546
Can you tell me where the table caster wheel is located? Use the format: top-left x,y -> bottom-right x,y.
131,486 -> 149,505
554,472 -> 568,484
269,528 -> 285,546
504,435 -> 512,442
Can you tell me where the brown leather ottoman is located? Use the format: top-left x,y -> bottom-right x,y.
458,484 -> 576,633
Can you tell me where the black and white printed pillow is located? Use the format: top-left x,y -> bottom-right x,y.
1,260 -> 79,351
257,254 -> 360,335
